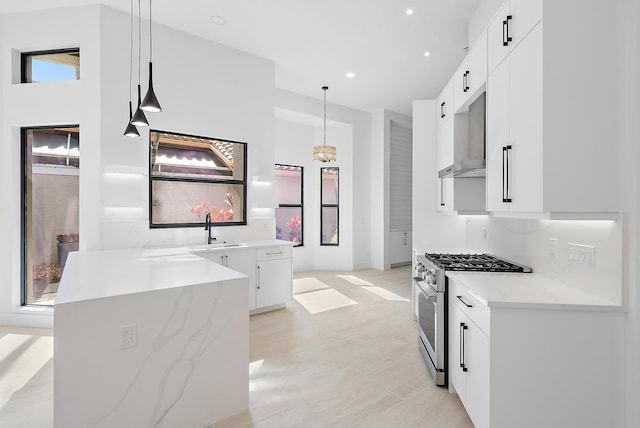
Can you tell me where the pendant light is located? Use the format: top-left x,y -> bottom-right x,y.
131,0 -> 149,127
124,0 -> 140,137
313,86 -> 337,162
141,0 -> 161,112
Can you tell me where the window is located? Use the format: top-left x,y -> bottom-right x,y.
22,126 -> 80,306
320,167 -> 339,245
274,164 -> 303,246
149,130 -> 247,228
21,48 -> 80,83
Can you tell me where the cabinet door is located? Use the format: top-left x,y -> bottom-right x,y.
509,0 -> 542,49
465,319 -> 490,428
437,78 -> 454,127
466,29 -> 487,99
256,258 -> 292,308
449,304 -> 467,402
508,24 -> 543,212
453,60 -> 469,113
487,1 -> 512,74
389,231 -> 411,265
486,57 -> 510,212
227,249 -> 257,310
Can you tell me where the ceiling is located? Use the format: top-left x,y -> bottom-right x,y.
1,0 -> 481,116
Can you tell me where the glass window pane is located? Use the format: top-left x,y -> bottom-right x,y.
151,181 -> 244,226
275,165 -> 302,205
150,131 -> 245,181
23,49 -> 80,83
321,167 -> 339,205
275,207 -> 302,246
321,207 -> 339,245
24,127 -> 80,306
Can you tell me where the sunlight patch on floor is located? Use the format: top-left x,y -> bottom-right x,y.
293,277 -> 330,295
361,286 -> 409,302
0,334 -> 53,408
293,289 -> 358,314
336,275 -> 373,286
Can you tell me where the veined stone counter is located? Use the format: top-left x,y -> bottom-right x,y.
54,248 -> 249,428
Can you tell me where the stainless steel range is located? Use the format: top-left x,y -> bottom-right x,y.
413,253 -> 531,386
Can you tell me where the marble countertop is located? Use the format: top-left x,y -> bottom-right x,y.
54,241 -> 292,305
447,271 -> 622,311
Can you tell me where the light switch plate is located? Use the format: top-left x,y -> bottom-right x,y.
549,238 -> 558,257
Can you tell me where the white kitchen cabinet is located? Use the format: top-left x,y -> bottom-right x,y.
454,29 -> 488,113
487,0 -> 542,75
449,284 -> 490,428
389,230 -> 412,265
448,277 -> 623,427
256,245 -> 292,310
436,78 -> 454,128
436,115 -> 455,212
198,247 -> 258,310
485,0 -> 618,218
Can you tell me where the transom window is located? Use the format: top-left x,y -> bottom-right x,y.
21,48 -> 80,83
149,130 -> 247,228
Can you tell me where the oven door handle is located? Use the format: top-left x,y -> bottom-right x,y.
416,280 -> 438,301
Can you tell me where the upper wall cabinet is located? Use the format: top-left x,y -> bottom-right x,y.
454,29 -> 488,113
437,78 -> 454,128
487,0 -> 542,75
486,0 -> 619,218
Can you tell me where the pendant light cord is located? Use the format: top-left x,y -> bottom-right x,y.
138,0 -> 142,85
149,0 -> 153,62
129,0 -> 134,102
323,87 -> 327,147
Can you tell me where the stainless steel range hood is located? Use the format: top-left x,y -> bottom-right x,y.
438,92 -> 486,178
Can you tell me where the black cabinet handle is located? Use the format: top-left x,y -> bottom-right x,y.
503,15 -> 513,47
257,265 -> 260,289
462,71 -> 467,93
456,295 -> 474,308
440,101 -> 446,118
464,71 -> 470,92
502,145 -> 512,203
440,178 -> 445,207
505,145 -> 512,203
460,322 -> 468,372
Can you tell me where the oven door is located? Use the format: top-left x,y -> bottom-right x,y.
415,278 -> 446,386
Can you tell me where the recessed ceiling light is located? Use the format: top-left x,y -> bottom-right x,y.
424,51 -> 431,57
210,15 -> 226,25
406,9 -> 414,15
346,72 -> 355,79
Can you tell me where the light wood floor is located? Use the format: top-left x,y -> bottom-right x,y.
0,267 -> 473,427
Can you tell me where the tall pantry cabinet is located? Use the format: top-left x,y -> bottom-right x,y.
485,0 -> 619,217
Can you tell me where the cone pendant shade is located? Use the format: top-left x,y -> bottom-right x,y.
131,84 -> 149,126
124,101 -> 140,137
141,62 -> 161,112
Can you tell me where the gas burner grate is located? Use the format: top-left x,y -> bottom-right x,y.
424,253 -> 530,273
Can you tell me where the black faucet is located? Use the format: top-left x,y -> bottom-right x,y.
204,213 -> 217,244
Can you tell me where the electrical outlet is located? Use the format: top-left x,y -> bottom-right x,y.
567,243 -> 595,266
482,227 -> 487,241
549,238 -> 558,257
120,324 -> 137,349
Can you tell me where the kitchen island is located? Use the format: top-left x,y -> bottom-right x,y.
54,247 -> 249,428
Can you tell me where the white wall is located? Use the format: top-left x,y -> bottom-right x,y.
275,89 -> 371,271
468,0 -> 503,47
0,5 -> 276,327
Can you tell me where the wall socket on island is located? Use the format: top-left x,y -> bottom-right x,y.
120,323 -> 137,349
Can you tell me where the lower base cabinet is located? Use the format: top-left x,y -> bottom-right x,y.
448,278 -> 623,428
255,245 -> 293,310
199,243 -> 292,312
449,286 -> 489,428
